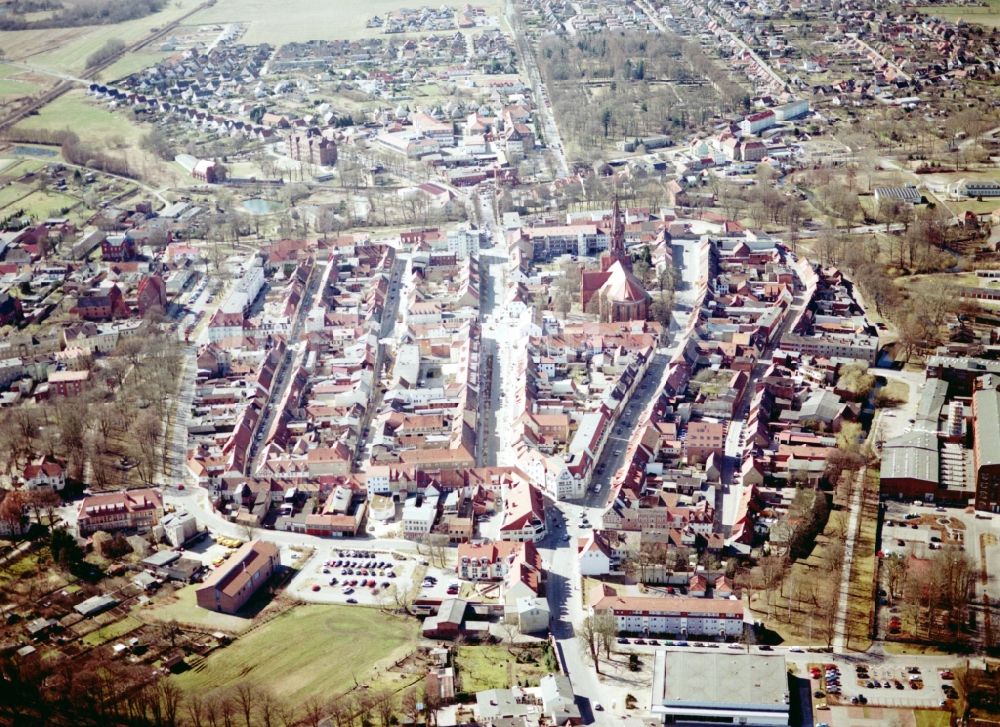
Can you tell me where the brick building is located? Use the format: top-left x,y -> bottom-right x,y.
288,129 -> 338,166
195,540 -> 279,613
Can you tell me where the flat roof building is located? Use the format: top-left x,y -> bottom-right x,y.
650,651 -> 789,726
973,387 -> 1000,512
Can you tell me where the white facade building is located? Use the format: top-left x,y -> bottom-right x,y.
592,594 -> 745,638
651,652 -> 789,726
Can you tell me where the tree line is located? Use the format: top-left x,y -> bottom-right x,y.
0,0 -> 167,31
0,653 -> 440,727
4,128 -> 139,180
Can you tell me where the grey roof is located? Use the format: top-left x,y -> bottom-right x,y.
881,431 -> 939,484
915,377 -> 948,430
798,389 -> 845,423
476,689 -> 529,721
26,617 -> 55,635
133,571 -> 159,588
539,673 -> 580,723
436,598 -> 467,625
652,651 -> 789,712
74,594 -> 119,617
975,388 -> 1000,467
929,356 -> 1000,376
142,549 -> 181,567
874,185 -> 920,202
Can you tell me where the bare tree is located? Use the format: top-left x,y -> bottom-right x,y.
401,688 -> 421,727
373,687 -> 395,727
233,681 -> 257,727
300,697 -> 327,727
594,611 -> 618,660
884,552 -> 908,603
579,614 -> 601,673
158,679 -> 183,727
186,691 -> 208,727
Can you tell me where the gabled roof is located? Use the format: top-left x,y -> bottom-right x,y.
598,260 -> 650,303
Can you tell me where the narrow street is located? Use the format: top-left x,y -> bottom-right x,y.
353,255 -> 408,464
248,261 -> 326,472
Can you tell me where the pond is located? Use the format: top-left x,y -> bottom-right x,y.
241,198 -> 283,215
13,145 -> 58,158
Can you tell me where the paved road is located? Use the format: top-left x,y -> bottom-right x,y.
542,513 -> 612,726
832,466 -> 866,653
528,229 -> 709,725
504,0 -> 570,178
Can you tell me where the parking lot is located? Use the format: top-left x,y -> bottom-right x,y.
175,532 -> 247,570
287,546 -> 423,605
808,660 -> 954,710
878,499 -> 1000,640
414,569 -> 465,601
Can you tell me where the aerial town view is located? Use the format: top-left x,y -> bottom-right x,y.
4,0 -> 1000,725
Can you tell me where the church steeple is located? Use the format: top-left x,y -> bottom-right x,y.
602,195 -> 630,272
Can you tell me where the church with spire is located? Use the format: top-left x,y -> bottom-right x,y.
580,197 -> 651,322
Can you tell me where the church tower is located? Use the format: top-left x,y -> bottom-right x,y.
601,195 -> 630,272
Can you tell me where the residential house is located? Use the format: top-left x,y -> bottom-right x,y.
48,369 -> 91,398
21,456 -> 65,491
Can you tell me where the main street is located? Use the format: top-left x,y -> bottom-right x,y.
529,236 -> 708,725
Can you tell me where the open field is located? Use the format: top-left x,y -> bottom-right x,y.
914,0 -> 1000,27
102,52 -> 170,81
14,90 -> 145,146
171,605 -> 418,702
0,180 -> 35,209
187,0 -> 504,44
0,0 -> 206,74
13,189 -> 80,219
0,78 -> 40,98
454,644 -> 556,693
144,583 -> 258,633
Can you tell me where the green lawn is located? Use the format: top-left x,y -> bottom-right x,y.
0,0 -> 205,73
454,644 -> 556,693
914,709 -> 954,727
80,615 -> 143,646
17,190 -> 80,219
172,605 -> 418,702
0,78 -> 39,98
144,583 -> 258,633
0,548 -> 44,584
0,181 -> 34,209
14,90 -> 145,146
102,51 -> 169,81
914,0 -> 1000,27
